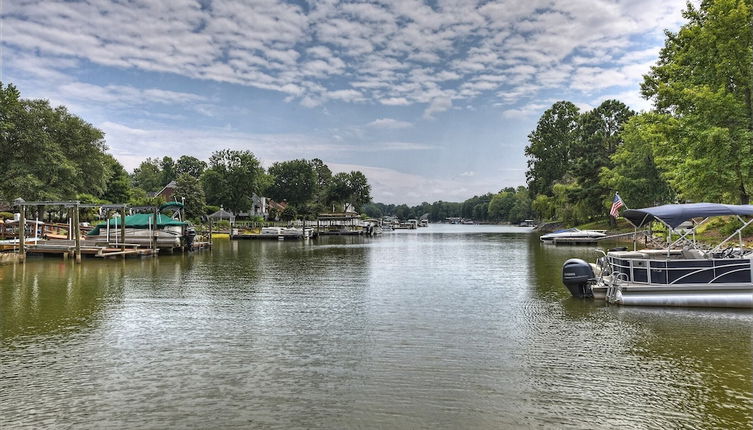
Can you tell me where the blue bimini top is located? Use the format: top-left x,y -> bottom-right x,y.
622,203 -> 753,229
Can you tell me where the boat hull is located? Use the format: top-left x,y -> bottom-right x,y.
591,283 -> 753,308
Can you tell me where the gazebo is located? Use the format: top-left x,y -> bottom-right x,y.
208,208 -> 235,223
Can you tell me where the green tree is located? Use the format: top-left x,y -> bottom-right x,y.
102,155 -> 131,203
131,158 -> 163,192
281,205 -> 298,221
201,149 -> 263,214
326,171 -> 372,211
267,159 -> 317,207
600,114 -> 675,208
524,101 -> 581,196
174,173 -> 206,220
488,191 -> 515,221
175,155 -> 207,177
641,0 -> 753,203
310,158 -> 333,204
0,82 -> 110,201
160,156 -> 177,186
570,100 -> 634,219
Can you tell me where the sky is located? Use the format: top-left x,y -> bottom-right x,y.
1,0 -> 688,204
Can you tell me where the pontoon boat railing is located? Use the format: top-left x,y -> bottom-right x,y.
606,256 -> 752,286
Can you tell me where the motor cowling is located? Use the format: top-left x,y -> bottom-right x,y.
562,258 -> 595,298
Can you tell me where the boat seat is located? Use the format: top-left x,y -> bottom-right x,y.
681,248 -> 707,259
608,251 -> 649,259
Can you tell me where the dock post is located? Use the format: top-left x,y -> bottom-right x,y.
74,203 -> 81,264
18,205 -> 26,262
121,205 -> 127,253
152,207 -> 158,252
208,218 -> 213,244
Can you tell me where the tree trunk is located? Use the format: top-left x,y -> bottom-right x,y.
741,183 -> 749,205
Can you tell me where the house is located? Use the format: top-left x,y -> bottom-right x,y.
155,181 -> 178,201
235,194 -> 287,220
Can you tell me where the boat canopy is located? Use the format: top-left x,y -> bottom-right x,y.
622,203 -> 753,228
88,214 -> 187,236
159,201 -> 184,211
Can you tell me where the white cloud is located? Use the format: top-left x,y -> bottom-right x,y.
4,0 -> 687,113
327,162 -> 503,205
366,118 -> 413,129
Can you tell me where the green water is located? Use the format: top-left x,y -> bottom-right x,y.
1,225 -> 751,428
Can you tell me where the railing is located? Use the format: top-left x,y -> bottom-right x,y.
607,256 -> 752,286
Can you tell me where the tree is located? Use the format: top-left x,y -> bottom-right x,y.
641,0 -> 753,203
160,156 -> 177,185
102,155 -> 131,203
175,155 -> 207,177
0,82 -> 110,201
266,159 -> 317,207
173,173 -> 206,220
600,114 -> 676,208
131,158 -> 163,192
488,191 -> 515,221
281,205 -> 298,221
570,100 -> 634,219
326,171 -> 372,211
524,101 -> 581,196
201,149 -> 263,214
310,158 -> 332,204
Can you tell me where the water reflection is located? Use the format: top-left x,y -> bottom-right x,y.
0,226 -> 750,428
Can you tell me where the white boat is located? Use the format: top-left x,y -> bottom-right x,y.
562,203 -> 753,308
260,227 -> 311,238
540,228 -> 606,242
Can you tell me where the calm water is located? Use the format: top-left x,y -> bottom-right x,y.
1,225 -> 751,429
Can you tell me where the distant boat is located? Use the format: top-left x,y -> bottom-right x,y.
540,228 -> 606,242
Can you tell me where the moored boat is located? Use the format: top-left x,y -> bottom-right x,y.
540,228 -> 606,242
562,203 -> 753,308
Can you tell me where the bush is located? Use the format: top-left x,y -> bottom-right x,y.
281,206 -> 297,221
0,211 -> 13,220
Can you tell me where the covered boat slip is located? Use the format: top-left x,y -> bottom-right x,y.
8,200 -> 206,263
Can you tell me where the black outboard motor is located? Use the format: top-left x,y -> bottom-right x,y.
562,258 -> 595,298
185,226 -> 197,249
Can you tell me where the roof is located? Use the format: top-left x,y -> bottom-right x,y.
88,213 -> 187,235
155,181 -> 178,197
268,200 -> 288,210
208,209 -> 235,220
622,203 -> 753,228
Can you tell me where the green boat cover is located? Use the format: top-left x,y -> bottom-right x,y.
159,201 -> 184,211
88,214 -> 187,236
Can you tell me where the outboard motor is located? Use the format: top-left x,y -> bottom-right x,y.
562,258 -> 595,298
185,227 -> 197,249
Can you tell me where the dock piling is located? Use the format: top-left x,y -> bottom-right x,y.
18,205 -> 26,262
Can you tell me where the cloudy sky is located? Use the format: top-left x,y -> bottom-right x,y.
2,0 -> 687,204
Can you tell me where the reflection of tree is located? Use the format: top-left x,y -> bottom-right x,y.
618,308 -> 753,429
0,261 -> 126,341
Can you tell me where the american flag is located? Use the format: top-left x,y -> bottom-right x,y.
610,193 -> 624,218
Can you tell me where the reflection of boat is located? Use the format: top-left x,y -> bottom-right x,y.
562,203 -> 753,308
540,228 -> 606,242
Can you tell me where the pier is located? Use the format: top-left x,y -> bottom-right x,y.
2,199 -> 211,264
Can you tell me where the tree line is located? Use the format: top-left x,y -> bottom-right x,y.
525,0 -> 752,225
0,82 -> 371,221
363,186 -> 532,223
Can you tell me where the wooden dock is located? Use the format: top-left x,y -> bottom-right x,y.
25,242 -> 158,258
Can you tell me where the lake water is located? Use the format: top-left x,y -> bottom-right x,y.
1,225 -> 751,428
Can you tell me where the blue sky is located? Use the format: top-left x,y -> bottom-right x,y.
2,0 -> 687,204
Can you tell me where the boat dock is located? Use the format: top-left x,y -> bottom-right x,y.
4,199 -> 211,264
